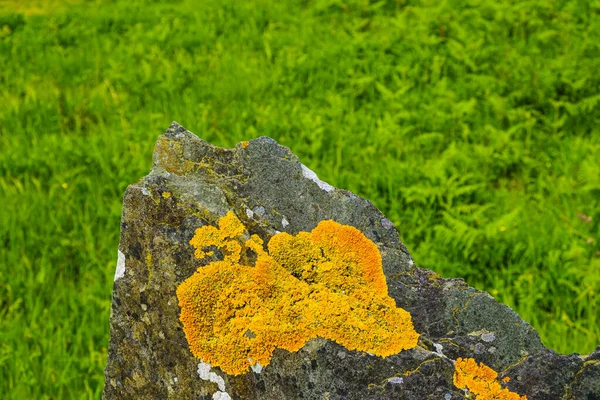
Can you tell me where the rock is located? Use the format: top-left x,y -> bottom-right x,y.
103,122 -> 600,399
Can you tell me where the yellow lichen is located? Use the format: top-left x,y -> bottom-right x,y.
177,211 -> 419,375
162,192 -> 171,199
241,141 -> 249,149
178,211 -> 529,398
454,357 -> 527,399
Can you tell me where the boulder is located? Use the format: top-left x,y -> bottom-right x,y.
103,122 -> 600,399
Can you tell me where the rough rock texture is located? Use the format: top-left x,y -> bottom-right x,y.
103,122 -> 600,399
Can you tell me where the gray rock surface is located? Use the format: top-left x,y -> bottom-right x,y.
103,122 -> 600,399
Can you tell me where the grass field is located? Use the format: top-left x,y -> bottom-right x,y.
1,0 -> 599,398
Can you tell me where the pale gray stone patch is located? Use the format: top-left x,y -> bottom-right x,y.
474,343 -> 486,354
250,363 -> 263,374
482,332 -> 496,343
388,377 -> 404,384
213,391 -> 231,400
197,362 -> 226,391
282,217 -> 289,228
246,209 -> 254,218
381,218 -> 395,230
114,250 -> 126,281
300,164 -> 335,192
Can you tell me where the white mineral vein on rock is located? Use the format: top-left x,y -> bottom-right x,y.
197,362 -> 226,391
114,250 -> 125,281
301,164 -> 335,192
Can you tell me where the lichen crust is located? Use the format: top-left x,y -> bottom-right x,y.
454,357 -> 527,399
176,211 -> 420,375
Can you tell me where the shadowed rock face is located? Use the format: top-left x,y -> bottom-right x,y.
103,122 -> 600,400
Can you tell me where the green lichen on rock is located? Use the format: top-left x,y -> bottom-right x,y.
103,122 -> 600,399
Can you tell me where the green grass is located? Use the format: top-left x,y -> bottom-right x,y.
1,0 -> 599,397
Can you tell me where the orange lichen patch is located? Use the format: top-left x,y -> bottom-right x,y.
268,221 -> 388,295
188,212 -> 246,262
177,211 -> 419,375
241,141 -> 249,149
454,358 -> 527,399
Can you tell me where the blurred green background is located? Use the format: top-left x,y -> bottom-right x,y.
1,0 -> 599,397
